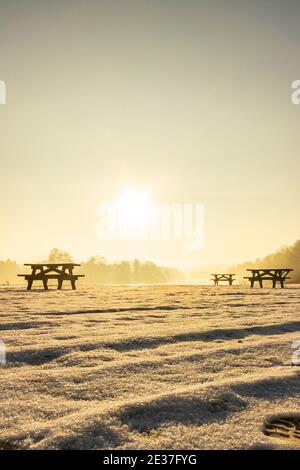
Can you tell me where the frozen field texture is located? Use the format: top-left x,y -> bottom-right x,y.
0,284 -> 300,450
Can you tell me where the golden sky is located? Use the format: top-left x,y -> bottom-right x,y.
0,0 -> 300,267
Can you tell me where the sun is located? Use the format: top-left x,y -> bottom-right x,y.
117,188 -> 150,229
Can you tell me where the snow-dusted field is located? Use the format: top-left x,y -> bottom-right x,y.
0,284 -> 300,450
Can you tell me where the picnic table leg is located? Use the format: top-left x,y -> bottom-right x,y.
69,267 -> 76,290
259,280 -> 263,288
27,267 -> 36,290
280,279 -> 285,288
43,278 -> 48,290
250,279 -> 254,288
57,267 -> 66,290
272,278 -> 277,288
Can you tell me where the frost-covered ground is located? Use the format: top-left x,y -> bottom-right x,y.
0,284 -> 300,450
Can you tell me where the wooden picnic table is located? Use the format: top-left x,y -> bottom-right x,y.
211,273 -> 236,286
18,263 -> 84,290
244,268 -> 293,288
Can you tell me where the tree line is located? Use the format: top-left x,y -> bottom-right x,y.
1,240 -> 299,285
230,239 -> 300,283
0,249 -> 184,285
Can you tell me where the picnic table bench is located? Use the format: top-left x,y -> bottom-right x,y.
211,273 -> 236,286
244,268 -> 293,288
18,263 -> 85,290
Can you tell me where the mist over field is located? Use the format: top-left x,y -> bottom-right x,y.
1,240 -> 300,286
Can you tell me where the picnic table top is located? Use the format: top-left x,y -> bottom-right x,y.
211,273 -> 235,276
246,268 -> 293,272
24,263 -> 81,267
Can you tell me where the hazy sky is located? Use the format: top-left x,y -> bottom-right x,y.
0,0 -> 300,267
